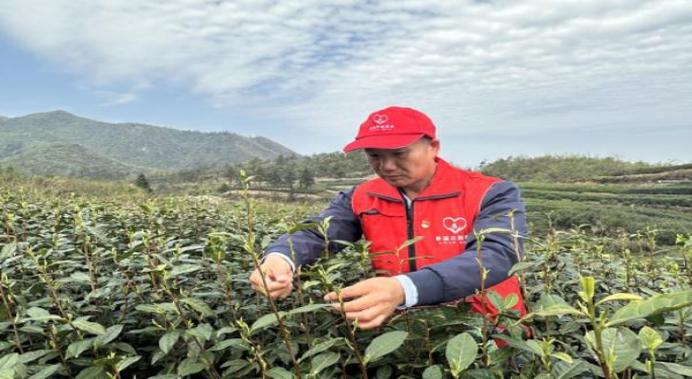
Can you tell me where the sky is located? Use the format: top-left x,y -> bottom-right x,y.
1,0 -> 691,167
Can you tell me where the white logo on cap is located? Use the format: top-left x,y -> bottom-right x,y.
369,113 -> 395,131
442,217 -> 467,234
373,114 -> 388,124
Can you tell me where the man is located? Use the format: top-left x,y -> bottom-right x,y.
250,106 -> 527,330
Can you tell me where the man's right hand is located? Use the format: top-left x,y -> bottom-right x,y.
249,255 -> 294,299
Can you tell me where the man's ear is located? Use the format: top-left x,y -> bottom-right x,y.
430,139 -> 440,155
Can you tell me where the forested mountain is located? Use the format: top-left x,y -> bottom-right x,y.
0,110 -> 297,178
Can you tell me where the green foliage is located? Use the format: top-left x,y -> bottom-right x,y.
134,173 -> 153,193
299,167 -> 315,190
480,155 -> 661,182
0,185 -> 690,378
0,144 -> 136,179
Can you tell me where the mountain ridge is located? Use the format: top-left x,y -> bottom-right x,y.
0,110 -> 298,178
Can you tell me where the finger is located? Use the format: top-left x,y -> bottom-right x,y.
264,260 -> 292,282
356,314 -> 388,330
261,279 -> 292,292
343,304 -> 383,324
336,295 -> 376,313
337,282 -> 371,300
323,282 -> 370,302
268,283 -> 293,298
249,269 -> 261,284
251,279 -> 284,297
323,291 -> 338,302
276,286 -> 293,300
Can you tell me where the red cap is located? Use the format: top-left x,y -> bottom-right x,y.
343,106 -> 437,153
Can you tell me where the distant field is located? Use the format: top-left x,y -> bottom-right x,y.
519,182 -> 692,244
202,179 -> 692,245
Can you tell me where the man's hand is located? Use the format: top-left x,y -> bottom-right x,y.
249,255 -> 293,299
323,277 -> 405,330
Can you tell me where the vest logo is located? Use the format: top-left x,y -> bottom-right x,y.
442,217 -> 467,234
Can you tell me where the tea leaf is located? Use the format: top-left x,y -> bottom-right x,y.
70,272 -> 91,282
266,367 -> 293,379
596,293 -> 643,306
422,365 -> 443,379
445,332 -> 477,374
656,362 -> 692,377
159,330 -> 181,355
364,331 -> 408,364
180,297 -> 215,318
75,365 -> 106,379
638,326 -> 663,351
550,360 -> 589,379
376,365 -> 392,379
135,304 -> 166,314
67,338 -> 94,358
177,358 -> 207,376
93,324 -> 123,348
250,312 -> 286,334
23,307 -> 61,322
607,290 -> 692,327
0,354 -> 18,370
170,264 -> 202,277
287,303 -> 331,315
551,352 -> 573,363
210,338 -> 249,352
310,352 -> 340,376
586,327 -> 640,373
0,242 -> 17,260
115,356 -> 141,372
493,336 -> 542,356
523,305 -> 582,319
578,276 -> 595,303
508,260 -> 541,276
72,319 -> 106,335
186,323 -> 213,341
18,349 -> 52,363
216,326 -> 238,337
299,338 -> 343,362
27,364 -> 61,379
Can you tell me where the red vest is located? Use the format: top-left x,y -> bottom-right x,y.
351,158 -> 526,318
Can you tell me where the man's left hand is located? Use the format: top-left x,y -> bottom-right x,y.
323,277 -> 405,330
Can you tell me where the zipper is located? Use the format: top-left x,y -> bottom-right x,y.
403,195 -> 417,272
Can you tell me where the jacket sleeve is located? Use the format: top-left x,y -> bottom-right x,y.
263,186 -> 362,266
404,181 -> 528,305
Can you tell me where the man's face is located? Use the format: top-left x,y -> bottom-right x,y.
364,138 -> 440,189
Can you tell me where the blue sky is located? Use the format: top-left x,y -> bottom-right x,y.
1,0 -> 691,167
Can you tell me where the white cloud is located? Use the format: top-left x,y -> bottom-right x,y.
0,0 -> 691,162
96,91 -> 139,106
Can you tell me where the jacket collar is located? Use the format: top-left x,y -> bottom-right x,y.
366,157 -> 461,202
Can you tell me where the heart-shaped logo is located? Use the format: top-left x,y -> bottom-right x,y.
442,217 -> 467,234
373,114 -> 388,124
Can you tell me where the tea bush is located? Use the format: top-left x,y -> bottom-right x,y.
0,186 -> 690,378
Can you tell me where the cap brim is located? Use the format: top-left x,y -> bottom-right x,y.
342,133 -> 424,153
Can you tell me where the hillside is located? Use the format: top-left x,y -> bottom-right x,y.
0,144 -> 141,179
0,110 -> 298,178
480,155 -> 690,183
590,164 -> 692,183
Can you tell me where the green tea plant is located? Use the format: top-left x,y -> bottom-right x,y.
0,186 -> 691,378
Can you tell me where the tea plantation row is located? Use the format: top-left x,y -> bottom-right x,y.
0,188 -> 690,378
